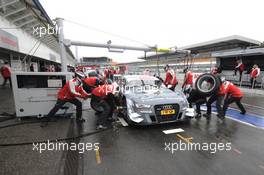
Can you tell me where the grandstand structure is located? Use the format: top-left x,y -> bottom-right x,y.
119,35 -> 264,88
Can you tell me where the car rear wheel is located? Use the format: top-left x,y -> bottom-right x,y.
90,97 -> 104,112
195,73 -> 220,97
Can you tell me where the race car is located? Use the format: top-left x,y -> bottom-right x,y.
117,75 -> 194,125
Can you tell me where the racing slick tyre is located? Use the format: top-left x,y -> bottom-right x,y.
90,97 -> 104,113
195,73 -> 220,97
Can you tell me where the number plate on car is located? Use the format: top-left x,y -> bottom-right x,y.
160,109 -> 175,115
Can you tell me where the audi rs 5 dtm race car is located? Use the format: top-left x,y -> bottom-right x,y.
90,72 -> 221,126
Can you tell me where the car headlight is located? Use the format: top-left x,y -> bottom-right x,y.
181,100 -> 188,109
177,91 -> 189,108
135,103 -> 151,109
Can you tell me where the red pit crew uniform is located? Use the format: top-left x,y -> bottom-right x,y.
235,62 -> 245,82
82,77 -> 101,93
45,78 -> 89,123
1,64 -> 11,87
222,81 -> 246,117
91,84 -> 117,128
164,69 -> 178,91
182,71 -> 193,88
250,67 -> 260,88
104,68 -> 110,80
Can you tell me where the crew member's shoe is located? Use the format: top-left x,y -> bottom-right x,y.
96,125 -> 108,130
217,114 -> 225,120
203,113 -> 211,119
76,118 -> 86,123
240,111 -> 246,115
195,113 -> 202,119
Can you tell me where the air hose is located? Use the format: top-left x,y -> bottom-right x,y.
0,127 -> 111,147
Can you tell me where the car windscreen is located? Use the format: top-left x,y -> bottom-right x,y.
126,79 -> 161,88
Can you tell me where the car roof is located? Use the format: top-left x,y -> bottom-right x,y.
123,75 -> 159,81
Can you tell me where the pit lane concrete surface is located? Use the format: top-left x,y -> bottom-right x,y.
0,88 -> 264,175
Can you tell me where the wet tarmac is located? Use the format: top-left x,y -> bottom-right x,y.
0,88 -> 264,175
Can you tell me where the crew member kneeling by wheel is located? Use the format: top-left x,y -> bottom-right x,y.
186,86 -> 206,119
91,83 -> 117,130
82,76 -> 102,94
41,72 -> 90,127
221,81 -> 246,120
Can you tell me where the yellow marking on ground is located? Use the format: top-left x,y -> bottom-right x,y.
176,134 -> 193,144
95,149 -> 102,164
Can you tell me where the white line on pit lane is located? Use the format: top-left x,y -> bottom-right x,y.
242,103 -> 264,110
163,128 -> 184,134
202,105 -> 264,130
211,111 -> 264,131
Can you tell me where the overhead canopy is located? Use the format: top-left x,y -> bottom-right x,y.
0,0 -> 75,63
212,48 -> 264,58
181,35 -> 261,54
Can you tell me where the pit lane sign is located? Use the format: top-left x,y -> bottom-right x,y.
0,29 -> 19,51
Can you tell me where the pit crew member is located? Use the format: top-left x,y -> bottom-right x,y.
203,76 -> 226,120
1,61 -> 11,88
41,72 -> 90,127
186,86 -> 207,119
182,68 -> 193,90
221,81 -> 246,119
164,65 -> 178,91
250,64 -> 260,88
91,83 -> 118,130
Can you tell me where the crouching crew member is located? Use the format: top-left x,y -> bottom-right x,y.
41,72 -> 89,127
164,65 -> 178,91
186,87 -> 206,119
203,77 -> 225,120
221,81 -> 246,119
91,83 -> 117,130
82,76 -> 102,93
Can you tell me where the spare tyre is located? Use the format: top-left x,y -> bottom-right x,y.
195,73 -> 220,96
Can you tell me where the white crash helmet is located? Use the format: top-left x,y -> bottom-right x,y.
75,71 -> 86,80
220,76 -> 226,83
